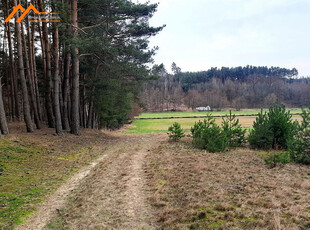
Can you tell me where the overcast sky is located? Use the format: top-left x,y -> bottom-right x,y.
139,0 -> 310,76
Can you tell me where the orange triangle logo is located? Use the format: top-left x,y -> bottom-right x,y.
5,4 -> 60,23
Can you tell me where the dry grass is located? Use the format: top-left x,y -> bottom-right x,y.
6,127 -> 309,230
145,140 -> 310,229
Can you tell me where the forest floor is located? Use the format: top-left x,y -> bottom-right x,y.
1,123 -> 310,230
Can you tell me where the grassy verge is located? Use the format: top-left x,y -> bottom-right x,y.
0,139 -> 50,228
0,125 -> 114,229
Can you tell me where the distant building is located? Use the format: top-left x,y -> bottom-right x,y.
196,106 -> 211,111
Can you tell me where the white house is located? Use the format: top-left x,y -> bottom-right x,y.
196,106 -> 211,111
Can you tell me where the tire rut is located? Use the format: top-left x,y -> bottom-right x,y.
19,134 -> 162,230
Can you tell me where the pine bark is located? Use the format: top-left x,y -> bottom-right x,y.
6,21 -> 15,120
62,52 -> 71,130
53,27 -> 63,135
87,61 -> 99,128
38,0 -> 55,128
87,100 -> 93,128
13,0 -> 33,132
21,22 -> 41,129
70,0 -> 80,135
30,22 -> 42,121
0,79 -> 9,134
6,0 -> 20,120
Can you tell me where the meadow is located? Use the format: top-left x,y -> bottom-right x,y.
129,108 -> 303,134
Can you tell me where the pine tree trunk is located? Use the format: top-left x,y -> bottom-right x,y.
21,22 -> 41,129
6,22 -> 15,120
87,61 -> 99,128
0,78 -> 9,134
4,64 -> 13,121
13,0 -> 33,132
70,0 -> 80,135
30,22 -> 42,121
62,52 -> 71,130
87,100 -> 93,128
82,74 -> 87,128
38,23 -> 47,121
53,27 -> 63,135
38,0 -> 55,128
6,0 -> 20,120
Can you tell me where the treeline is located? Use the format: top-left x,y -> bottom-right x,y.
141,64 -> 310,111
176,66 -> 298,91
0,0 -> 162,135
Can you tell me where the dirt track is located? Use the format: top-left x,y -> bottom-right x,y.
17,134 -> 163,230
16,133 -> 310,230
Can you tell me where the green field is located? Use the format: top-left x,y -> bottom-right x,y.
135,108 -> 302,119
129,108 -> 303,134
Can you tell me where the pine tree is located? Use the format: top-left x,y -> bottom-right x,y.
191,115 -> 228,152
0,0 -> 163,134
13,0 -> 33,132
70,0 -> 80,135
248,109 -> 274,149
248,106 -> 297,150
168,122 -> 185,142
38,0 -> 55,129
53,26 -> 63,135
289,107 -> 310,164
222,110 -> 246,147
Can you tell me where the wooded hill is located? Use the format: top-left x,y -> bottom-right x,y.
0,0 -> 163,135
140,64 -> 310,111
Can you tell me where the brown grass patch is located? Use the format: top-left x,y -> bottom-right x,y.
145,140 -> 310,229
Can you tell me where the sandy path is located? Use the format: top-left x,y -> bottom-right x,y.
17,134 -> 161,230
16,153 -> 109,230
123,144 -> 155,229
63,135 -> 160,229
